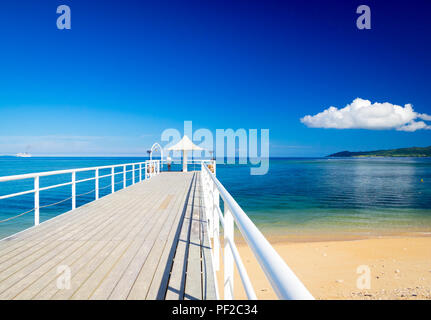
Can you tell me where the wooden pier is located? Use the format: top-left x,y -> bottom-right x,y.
0,172 -> 216,300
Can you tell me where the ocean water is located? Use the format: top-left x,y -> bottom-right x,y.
220,158 -> 431,239
0,157 -> 430,240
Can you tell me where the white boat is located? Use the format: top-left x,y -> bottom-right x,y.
16,152 -> 32,158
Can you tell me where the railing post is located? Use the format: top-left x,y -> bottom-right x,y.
213,159 -> 217,176
213,181 -> 220,271
205,171 -> 213,239
224,206 -> 234,300
111,167 -> 115,194
139,163 -> 142,181
208,180 -> 214,239
34,176 -> 40,226
145,162 -> 148,180
71,171 -> 76,210
132,164 -> 135,185
123,165 -> 126,189
95,168 -> 99,200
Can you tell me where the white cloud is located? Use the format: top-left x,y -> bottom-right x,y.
419,113 -> 431,121
397,121 -> 429,132
300,98 -> 431,132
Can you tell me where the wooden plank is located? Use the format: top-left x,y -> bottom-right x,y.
91,185 -> 186,300
0,196 -> 120,263
102,175 -> 191,300
159,195 -> 174,210
124,174 -> 194,300
53,179 -> 174,300
184,173 -> 202,300
2,174 -> 170,299
9,182 -> 162,300
146,173 -> 197,300
0,181 -> 159,290
0,178 -> 148,248
0,172 -> 216,300
0,211 -> 118,288
81,173 -> 191,300
164,176 -> 196,300
0,181 -> 153,264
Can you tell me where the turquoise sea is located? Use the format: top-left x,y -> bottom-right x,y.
0,157 -> 430,240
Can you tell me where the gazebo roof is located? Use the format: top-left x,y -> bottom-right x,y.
167,135 -> 203,151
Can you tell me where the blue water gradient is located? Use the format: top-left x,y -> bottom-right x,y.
0,157 -> 430,239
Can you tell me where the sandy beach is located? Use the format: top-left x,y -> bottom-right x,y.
217,235 -> 431,300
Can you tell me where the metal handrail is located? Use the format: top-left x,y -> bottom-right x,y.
214,204 -> 257,299
0,161 -> 147,182
0,163 -> 146,201
0,160 -> 161,228
201,162 -> 314,300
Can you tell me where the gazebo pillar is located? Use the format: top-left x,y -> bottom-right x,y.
183,150 -> 188,172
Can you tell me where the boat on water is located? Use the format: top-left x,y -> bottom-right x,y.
15,152 -> 32,158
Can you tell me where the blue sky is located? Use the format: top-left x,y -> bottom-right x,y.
0,0 -> 430,157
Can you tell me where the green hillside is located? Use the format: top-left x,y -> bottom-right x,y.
328,146 -> 431,158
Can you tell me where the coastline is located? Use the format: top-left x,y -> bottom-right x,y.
235,224 -> 431,244
222,232 -> 431,300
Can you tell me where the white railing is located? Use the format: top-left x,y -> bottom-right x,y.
0,160 -> 161,228
200,161 -> 314,300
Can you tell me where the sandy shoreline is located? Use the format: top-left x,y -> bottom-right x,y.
216,234 -> 431,300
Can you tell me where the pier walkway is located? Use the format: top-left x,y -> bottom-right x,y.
0,159 -> 314,300
0,172 -> 216,300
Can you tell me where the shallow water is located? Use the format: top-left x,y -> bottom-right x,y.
219,158 -> 431,237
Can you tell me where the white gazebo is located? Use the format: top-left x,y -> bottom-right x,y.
167,135 -> 203,172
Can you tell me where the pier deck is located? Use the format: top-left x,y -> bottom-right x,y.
0,172 -> 216,300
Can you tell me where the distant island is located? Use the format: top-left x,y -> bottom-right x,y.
328,146 -> 431,158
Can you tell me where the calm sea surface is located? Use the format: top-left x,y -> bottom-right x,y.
0,157 -> 430,239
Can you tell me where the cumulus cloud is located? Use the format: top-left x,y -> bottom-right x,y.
300,98 -> 431,132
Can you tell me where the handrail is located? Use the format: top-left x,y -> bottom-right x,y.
201,162 -> 314,300
215,204 -> 257,299
0,161 -> 146,182
0,160 -> 161,229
